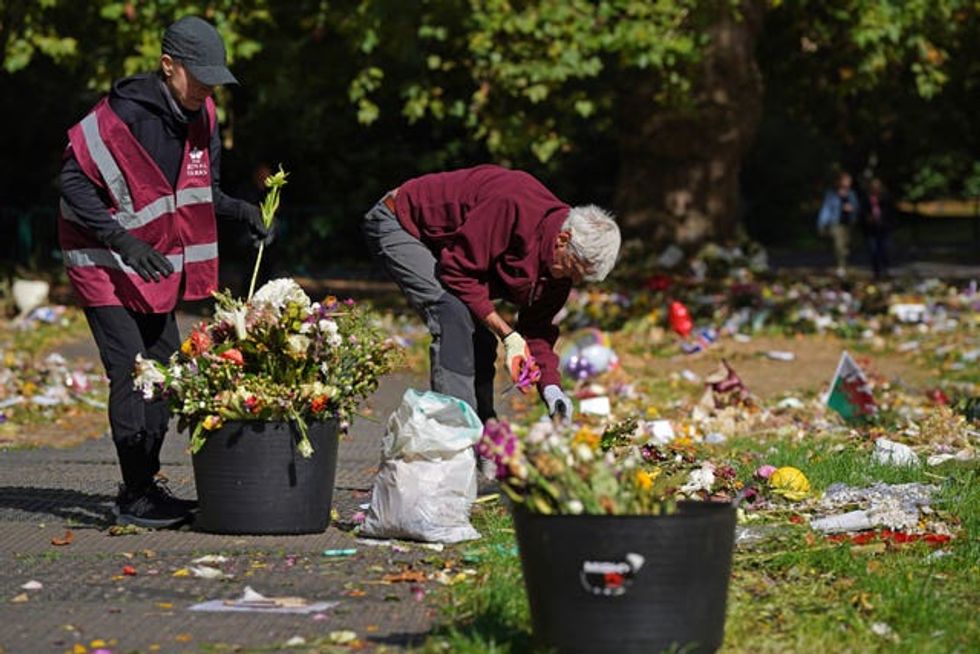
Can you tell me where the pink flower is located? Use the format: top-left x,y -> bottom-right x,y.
478,419 -> 521,480
220,348 -> 244,366
755,464 -> 777,480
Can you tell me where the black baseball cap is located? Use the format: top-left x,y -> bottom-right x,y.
162,16 -> 238,86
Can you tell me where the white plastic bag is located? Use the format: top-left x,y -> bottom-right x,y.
383,389 -> 483,460
361,390 -> 482,543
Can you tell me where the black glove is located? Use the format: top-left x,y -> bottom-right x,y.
105,231 -> 173,282
242,204 -> 274,248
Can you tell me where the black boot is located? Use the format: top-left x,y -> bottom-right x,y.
113,483 -> 191,529
146,477 -> 198,513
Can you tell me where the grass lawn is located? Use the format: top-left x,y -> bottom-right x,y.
419,440 -> 979,653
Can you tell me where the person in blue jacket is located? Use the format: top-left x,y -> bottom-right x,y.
817,171 -> 860,277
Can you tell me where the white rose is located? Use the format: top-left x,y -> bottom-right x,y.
574,443 -> 594,462
133,353 -> 166,400
250,278 -> 311,317
286,334 -> 311,357
680,465 -> 716,495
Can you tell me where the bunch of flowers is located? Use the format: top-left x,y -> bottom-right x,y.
134,278 -> 398,456
478,417 -> 742,516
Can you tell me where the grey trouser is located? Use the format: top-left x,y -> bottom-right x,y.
363,197 -> 497,421
830,223 -> 851,270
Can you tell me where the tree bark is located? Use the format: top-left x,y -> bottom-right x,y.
614,1 -> 766,247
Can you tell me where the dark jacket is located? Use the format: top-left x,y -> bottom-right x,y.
394,165 -> 571,387
59,73 -> 253,242
860,191 -> 894,235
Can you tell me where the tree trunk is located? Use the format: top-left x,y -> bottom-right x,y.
614,1 -> 765,247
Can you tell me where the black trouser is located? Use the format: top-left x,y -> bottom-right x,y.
84,306 -> 180,493
866,230 -> 889,278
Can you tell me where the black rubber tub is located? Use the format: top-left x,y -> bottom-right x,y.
512,501 -> 737,654
192,419 -> 339,534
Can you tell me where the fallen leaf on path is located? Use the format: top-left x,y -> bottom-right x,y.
107,524 -> 147,536
329,630 -> 357,644
51,530 -> 74,546
382,570 -> 427,583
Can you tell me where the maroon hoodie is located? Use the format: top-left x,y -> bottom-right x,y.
394,165 -> 571,388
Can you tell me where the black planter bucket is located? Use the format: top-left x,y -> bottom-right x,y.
192,419 -> 339,534
513,501 -> 736,654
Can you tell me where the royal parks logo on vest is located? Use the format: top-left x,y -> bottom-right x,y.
186,148 -> 208,178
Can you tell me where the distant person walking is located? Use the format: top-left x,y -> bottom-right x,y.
57,16 -> 271,528
817,171 -> 860,277
860,178 -> 894,279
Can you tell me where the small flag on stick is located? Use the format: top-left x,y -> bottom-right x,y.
825,351 -> 877,421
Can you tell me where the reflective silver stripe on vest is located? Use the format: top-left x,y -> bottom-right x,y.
177,186 -> 212,207
184,242 -> 218,263
115,187 -> 214,229
80,113 -> 134,214
63,248 -> 185,274
79,112 -> 214,230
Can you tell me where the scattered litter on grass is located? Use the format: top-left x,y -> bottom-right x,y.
926,449 -> 974,466
20,580 -> 42,590
579,396 -> 611,416
811,483 -> 942,535
872,438 -> 920,467
870,621 -> 898,641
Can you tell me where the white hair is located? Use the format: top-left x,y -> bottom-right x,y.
563,205 -> 621,282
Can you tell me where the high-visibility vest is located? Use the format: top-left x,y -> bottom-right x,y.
58,96 -> 219,312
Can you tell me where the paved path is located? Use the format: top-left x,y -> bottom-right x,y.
0,372 -> 449,653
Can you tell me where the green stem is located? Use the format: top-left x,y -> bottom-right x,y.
247,242 -> 265,301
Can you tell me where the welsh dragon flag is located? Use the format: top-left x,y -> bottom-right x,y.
825,351 -> 877,421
